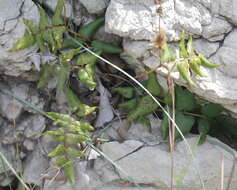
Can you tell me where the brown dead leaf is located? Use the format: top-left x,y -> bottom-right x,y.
150,29 -> 166,49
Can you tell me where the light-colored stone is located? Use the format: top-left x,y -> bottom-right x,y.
23,144 -> 49,186
193,39 -> 219,57
0,0 -> 39,77
0,79 -> 45,120
80,0 -> 110,14
105,0 -> 236,41
202,17 -> 232,41
96,137 -> 237,190
211,28 -> 237,78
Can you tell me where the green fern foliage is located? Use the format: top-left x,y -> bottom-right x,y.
44,112 -> 93,184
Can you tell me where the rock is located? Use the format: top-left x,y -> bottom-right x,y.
23,139 -> 35,151
0,0 -> 39,77
193,39 -> 219,57
0,144 -> 22,186
95,137 -> 237,190
39,0 -> 73,18
43,161 -> 90,190
0,81 -> 29,120
23,144 -> 49,186
80,0 -> 110,14
0,79 -> 45,120
202,17 -> 232,41
218,0 -> 237,26
211,28 -> 237,77
105,0 -> 235,41
21,114 -> 46,139
94,26 -> 122,46
122,30 -> 237,117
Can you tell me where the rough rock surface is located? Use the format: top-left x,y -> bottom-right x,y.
0,0 -> 39,77
94,137 -> 237,190
80,0 -> 110,14
105,0 -> 236,41
107,0 -> 237,116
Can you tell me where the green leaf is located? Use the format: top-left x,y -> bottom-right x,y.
177,60 -> 196,87
187,34 -> 194,56
146,71 -> 163,96
197,119 -> 210,145
76,52 -> 99,65
135,116 -> 150,129
46,112 -> 93,132
175,111 -> 195,139
199,54 -> 220,68
216,115 -> 237,138
79,17 -> 105,40
118,99 -> 138,110
175,86 -> 196,111
164,92 -> 172,105
23,18 -> 46,52
64,161 -> 75,184
52,0 -> 65,50
91,40 -> 123,54
195,98 -> 207,105
201,103 -> 223,118
38,5 -> 55,50
37,64 -> 55,88
128,96 -> 158,122
10,30 -> 36,51
161,106 -> 171,140
112,87 -> 134,99
52,0 -> 64,26
65,88 -> 97,116
66,147 -> 85,158
55,64 -> 70,92
179,31 -> 188,58
60,48 -> 81,63
189,56 -> 205,77
44,130 -> 65,142
78,62 -> 96,90
160,42 -> 176,63
65,133 -> 89,144
48,144 -> 65,158
53,156 -> 68,166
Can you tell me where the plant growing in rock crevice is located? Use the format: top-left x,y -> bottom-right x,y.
10,0 -> 122,184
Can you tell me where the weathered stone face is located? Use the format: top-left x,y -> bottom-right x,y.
105,0 -> 237,117
0,0 -> 39,77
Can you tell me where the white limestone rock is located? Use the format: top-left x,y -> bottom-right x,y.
96,137 -> 237,190
0,0 -> 39,77
80,0 -> 110,14
106,0 -> 229,41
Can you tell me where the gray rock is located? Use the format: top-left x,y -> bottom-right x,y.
0,0 -> 39,77
23,139 -> 35,151
95,137 -> 237,190
23,144 -> 49,186
218,0 -> 237,26
202,17 -> 232,41
22,115 -> 46,139
0,79 -> 45,120
94,26 -> 122,46
122,31 -> 237,117
211,28 -> 237,78
106,0 -> 235,41
193,39 -> 219,57
39,0 -> 73,18
0,144 -> 22,186
80,0 -> 110,14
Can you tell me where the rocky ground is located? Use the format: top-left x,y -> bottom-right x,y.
0,0 -> 237,190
